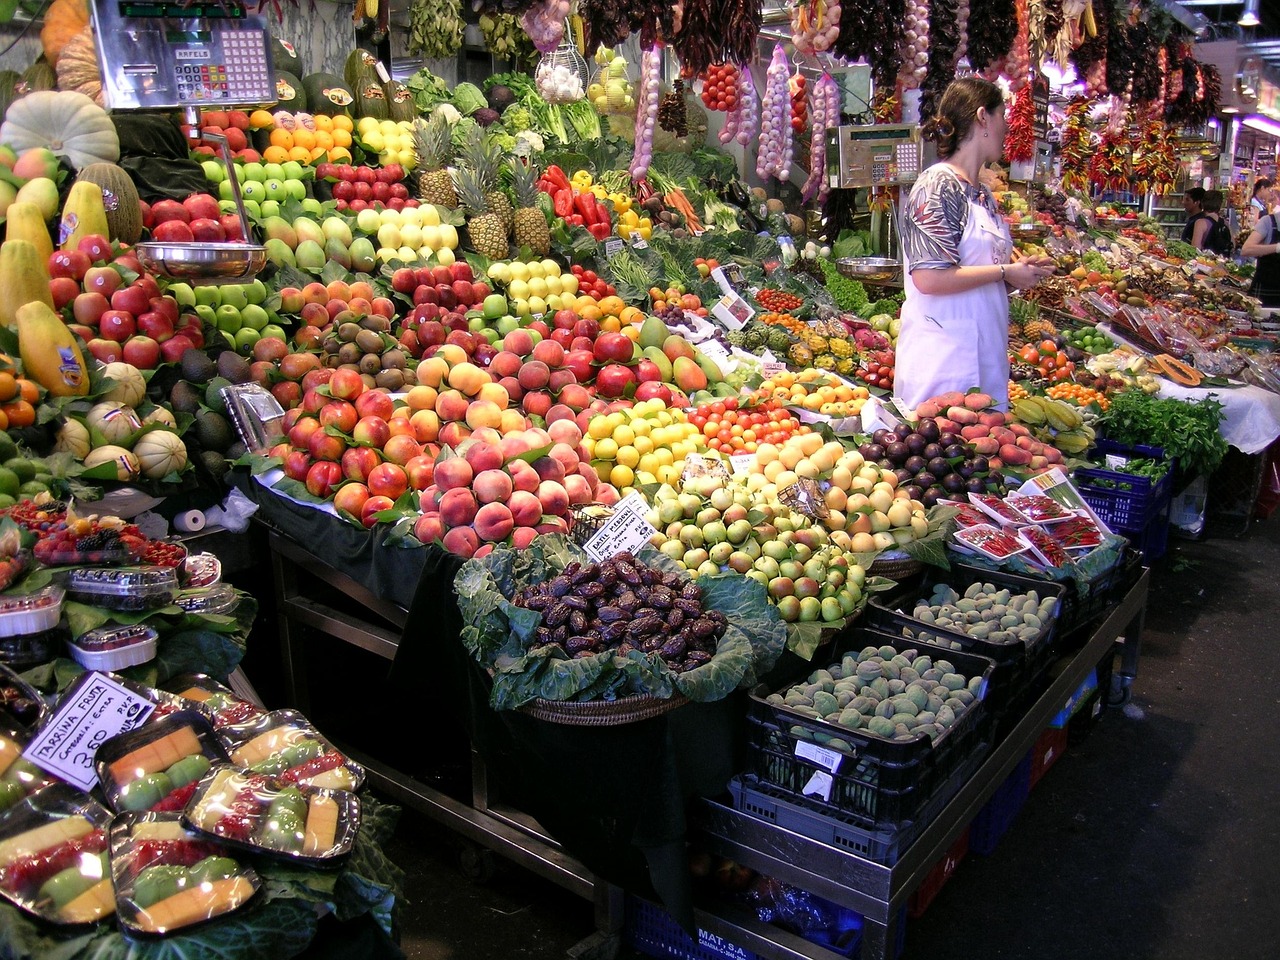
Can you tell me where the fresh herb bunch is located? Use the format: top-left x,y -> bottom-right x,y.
1096,391 -> 1229,481
819,259 -> 869,313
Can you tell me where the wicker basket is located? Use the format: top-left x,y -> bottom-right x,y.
868,555 -> 925,581
518,691 -> 689,727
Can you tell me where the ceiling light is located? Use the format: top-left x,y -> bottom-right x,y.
1243,115 -> 1280,138
1239,0 -> 1260,27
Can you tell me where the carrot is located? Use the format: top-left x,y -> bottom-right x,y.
664,188 -> 702,232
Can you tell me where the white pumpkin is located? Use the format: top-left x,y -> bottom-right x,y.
82,444 -> 139,481
0,90 -> 120,169
53,418 -> 91,458
100,362 -> 147,409
87,400 -> 142,446
133,430 -> 188,479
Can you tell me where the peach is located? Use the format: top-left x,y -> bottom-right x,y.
476,381 -> 509,408
387,416 -> 415,437
498,434 -> 531,461
537,480 -> 570,517
465,398 -> 504,430
524,427 -> 553,449
531,339 -> 564,368
577,461 -> 599,493
416,356 -> 450,388
489,350 -> 523,380
510,526 -> 538,549
474,502 -> 514,542
473,468 -> 514,504
545,404 -> 576,427
596,483 -> 621,506
498,376 -> 523,402
438,421 -> 473,448
447,361 -> 489,397
563,473 -> 592,505
547,419 -> 583,447
502,329 -> 534,357
404,384 -> 438,411
435,343 -> 468,366
439,487 -> 479,527
433,457 -> 474,491
409,409 -> 440,443
558,383 -> 592,413
442,525 -> 480,558
522,390 -> 552,419
325,279 -> 351,302
508,459 -> 540,493
517,360 -> 551,391
341,446 -> 381,483
301,281 -> 329,305
508,490 -> 543,526
549,442 -> 580,475
499,409 -> 528,435
470,426 -> 503,446
548,369 -> 577,394
333,482 -> 370,518
435,389 -> 470,423
382,434 -> 423,465
473,543 -> 495,559
463,439 -> 504,475
532,455 -> 566,484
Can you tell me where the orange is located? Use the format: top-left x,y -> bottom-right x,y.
331,129 -> 352,148
327,146 -> 352,163
0,409 -> 7,431
314,131 -> 334,150
249,110 -> 276,129
0,372 -> 16,403
600,316 -> 620,333
598,295 -> 624,316
312,114 -> 334,132
309,146 -> 327,161
292,128 -> 315,150
263,145 -> 290,164
577,303 -> 602,322
268,128 -> 294,149
287,146 -> 312,163
16,378 -> 38,404
618,306 -> 644,326
332,115 -> 354,133
1,399 -> 34,428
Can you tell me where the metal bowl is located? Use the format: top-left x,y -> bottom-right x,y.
1009,222 -> 1051,239
135,242 -> 267,284
835,257 -> 902,283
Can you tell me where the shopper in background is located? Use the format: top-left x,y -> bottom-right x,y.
1182,187 -> 1207,244
1242,204 -> 1280,306
1248,177 -> 1276,230
1195,190 -> 1234,256
895,77 -> 1055,413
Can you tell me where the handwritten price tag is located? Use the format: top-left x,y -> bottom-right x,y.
730,453 -> 756,475
604,238 -> 624,258
583,493 -> 659,562
699,339 -> 731,364
24,672 -> 155,790
762,360 -> 788,377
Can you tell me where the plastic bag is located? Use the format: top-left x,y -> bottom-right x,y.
205,488 -> 259,534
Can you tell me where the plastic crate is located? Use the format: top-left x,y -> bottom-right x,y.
968,751 -> 1032,856
907,826 -> 969,918
746,631 -> 995,828
1028,725 -> 1069,790
729,741 -> 990,866
866,566 -> 1065,727
625,896 -> 761,960
1055,548 -> 1144,641
1074,441 -> 1174,558
1068,651 -> 1114,746
1049,667 -> 1099,729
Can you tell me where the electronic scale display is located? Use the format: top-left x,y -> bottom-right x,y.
825,124 -> 922,189
89,0 -> 275,111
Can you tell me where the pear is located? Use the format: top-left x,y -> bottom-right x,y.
294,239 -> 325,270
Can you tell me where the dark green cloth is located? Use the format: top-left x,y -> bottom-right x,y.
112,114 -> 211,202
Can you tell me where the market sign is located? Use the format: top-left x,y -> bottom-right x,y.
1031,76 -> 1050,142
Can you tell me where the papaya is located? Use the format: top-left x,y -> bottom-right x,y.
4,201 -> 54,262
0,239 -> 55,327
58,180 -> 110,252
15,300 -> 89,395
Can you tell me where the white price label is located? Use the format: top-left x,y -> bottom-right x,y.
730,453 -> 756,475
604,238 -> 624,258
699,339 -> 731,364
761,361 -> 788,377
629,231 -> 648,249
24,672 -> 155,791
712,293 -> 753,331
583,493 -> 659,562
795,739 -> 845,773
801,770 -> 835,802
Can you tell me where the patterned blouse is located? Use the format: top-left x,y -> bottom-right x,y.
901,165 -> 1003,271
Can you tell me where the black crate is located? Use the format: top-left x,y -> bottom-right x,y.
1056,547 -> 1144,641
746,631 -> 995,828
866,565 -> 1065,725
1068,650 -> 1115,746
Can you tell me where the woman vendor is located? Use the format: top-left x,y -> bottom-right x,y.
893,77 -> 1055,412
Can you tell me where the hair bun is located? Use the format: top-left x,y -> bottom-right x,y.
921,116 -> 956,144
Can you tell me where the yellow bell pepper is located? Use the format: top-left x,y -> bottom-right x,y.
610,193 -> 632,214
571,170 -> 593,188
591,185 -> 607,199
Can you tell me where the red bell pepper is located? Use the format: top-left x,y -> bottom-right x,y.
544,165 -> 571,192
567,214 -> 585,227
588,222 -> 612,241
589,195 -> 610,226
573,191 -> 599,225
536,177 -> 556,195
553,188 -> 575,219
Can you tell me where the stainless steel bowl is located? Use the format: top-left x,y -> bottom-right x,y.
835,257 -> 903,283
1009,222 -> 1051,239
135,242 -> 267,284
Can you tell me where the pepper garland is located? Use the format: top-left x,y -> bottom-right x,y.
966,0 -> 1016,72
832,0 -> 906,91
1130,105 -> 1177,196
1004,84 -> 1036,162
1103,0 -> 1135,103
1129,20 -> 1168,108
922,0 -> 959,119
1163,36 -> 1184,107
1059,96 -> 1094,192
1088,117 -> 1132,194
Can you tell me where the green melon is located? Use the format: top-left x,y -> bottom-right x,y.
270,37 -> 302,76
275,71 -> 306,112
384,80 -> 416,122
301,73 -> 354,117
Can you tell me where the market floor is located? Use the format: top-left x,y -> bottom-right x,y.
348,514 -> 1280,960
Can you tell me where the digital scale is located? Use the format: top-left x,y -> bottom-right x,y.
825,124 -> 922,190
89,0 -> 275,112
87,0 -> 276,282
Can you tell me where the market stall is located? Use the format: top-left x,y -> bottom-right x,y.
2,0 -> 1280,955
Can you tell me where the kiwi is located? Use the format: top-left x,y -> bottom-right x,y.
354,329 -> 384,354
180,349 -> 217,384
169,380 -> 202,415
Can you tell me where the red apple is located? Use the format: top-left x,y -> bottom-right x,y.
189,218 -> 226,243
86,338 -> 124,364
136,311 -> 175,342
72,291 -> 109,326
66,323 -> 96,342
48,249 -> 91,281
150,199 -> 190,224
98,310 -> 137,342
182,192 -> 221,221
110,284 -> 152,317
122,335 -> 162,369
76,234 -> 112,264
148,296 -> 180,324
160,334 -> 197,364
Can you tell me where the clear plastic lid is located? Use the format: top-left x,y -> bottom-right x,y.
161,674 -> 265,728
95,711 -> 229,815
218,709 -> 364,792
0,724 -> 58,815
174,585 -> 239,617
64,566 -> 178,610
73,624 -> 158,653
0,587 -> 65,639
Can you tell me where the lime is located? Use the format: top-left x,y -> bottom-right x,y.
3,458 -> 36,483
0,494 -> 14,510
18,480 -> 48,496
0,467 -> 18,498
0,433 -> 17,463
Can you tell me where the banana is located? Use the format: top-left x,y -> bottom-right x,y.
1013,398 -> 1048,426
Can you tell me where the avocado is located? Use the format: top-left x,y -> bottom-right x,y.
205,376 -> 233,415
200,449 -> 230,482
169,380 -> 202,415
193,410 -> 235,453
216,350 -> 253,385
180,348 -> 217,384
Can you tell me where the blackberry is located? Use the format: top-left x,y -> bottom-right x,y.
75,530 -> 120,552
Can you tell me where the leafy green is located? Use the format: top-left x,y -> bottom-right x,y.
455,536 -> 785,710
451,82 -> 489,116
832,229 -> 874,259
561,99 -> 603,141
404,69 -> 452,113
1095,390 -> 1229,480
819,259 -> 869,312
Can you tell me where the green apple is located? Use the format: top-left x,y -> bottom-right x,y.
193,303 -> 218,326
201,160 -> 226,184
219,329 -> 237,349
284,179 -> 307,202
480,327 -> 500,345
218,180 -> 235,202
481,293 -> 509,321
261,323 -> 288,342
467,314 -> 487,332
245,279 -> 268,304
258,199 -> 281,220
263,163 -> 286,182
239,304 -> 269,330
281,161 -> 305,182
264,179 -> 289,202
219,284 -> 249,310
166,282 -> 196,308
215,304 -> 243,332
193,285 -> 221,308
240,181 -> 265,203
300,197 -> 323,216
496,314 -> 519,337
234,326 -> 260,353
241,161 -> 266,183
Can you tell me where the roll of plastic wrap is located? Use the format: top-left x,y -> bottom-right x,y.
173,510 -> 206,533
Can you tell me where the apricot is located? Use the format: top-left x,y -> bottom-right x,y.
447,361 -> 489,397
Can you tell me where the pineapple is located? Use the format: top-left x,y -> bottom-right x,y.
455,167 -> 509,260
511,162 -> 550,256
412,115 -> 457,208
460,128 -> 514,234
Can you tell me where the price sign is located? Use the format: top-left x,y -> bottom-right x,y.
604,238 -> 624,258
680,453 -> 732,484
699,338 -> 732,365
730,453 -> 756,475
24,672 -> 155,790
583,493 -> 659,562
629,231 -> 648,250
762,360 -> 788,377
795,740 -> 845,773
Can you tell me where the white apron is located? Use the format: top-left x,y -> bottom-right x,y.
893,191 -> 1013,412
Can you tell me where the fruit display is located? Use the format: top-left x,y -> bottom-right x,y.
165,675 -> 266,728
96,714 -> 223,814
752,370 -> 870,419
582,399 -> 707,490
0,795 -> 113,925
0,730 -> 55,812
110,816 -> 259,936
900,581 -> 1059,647
221,710 -> 363,791
914,390 -> 1084,471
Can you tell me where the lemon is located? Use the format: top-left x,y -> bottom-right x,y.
587,417 -> 612,440
609,463 -> 634,488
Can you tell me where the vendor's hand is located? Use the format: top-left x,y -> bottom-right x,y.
1005,258 -> 1055,290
